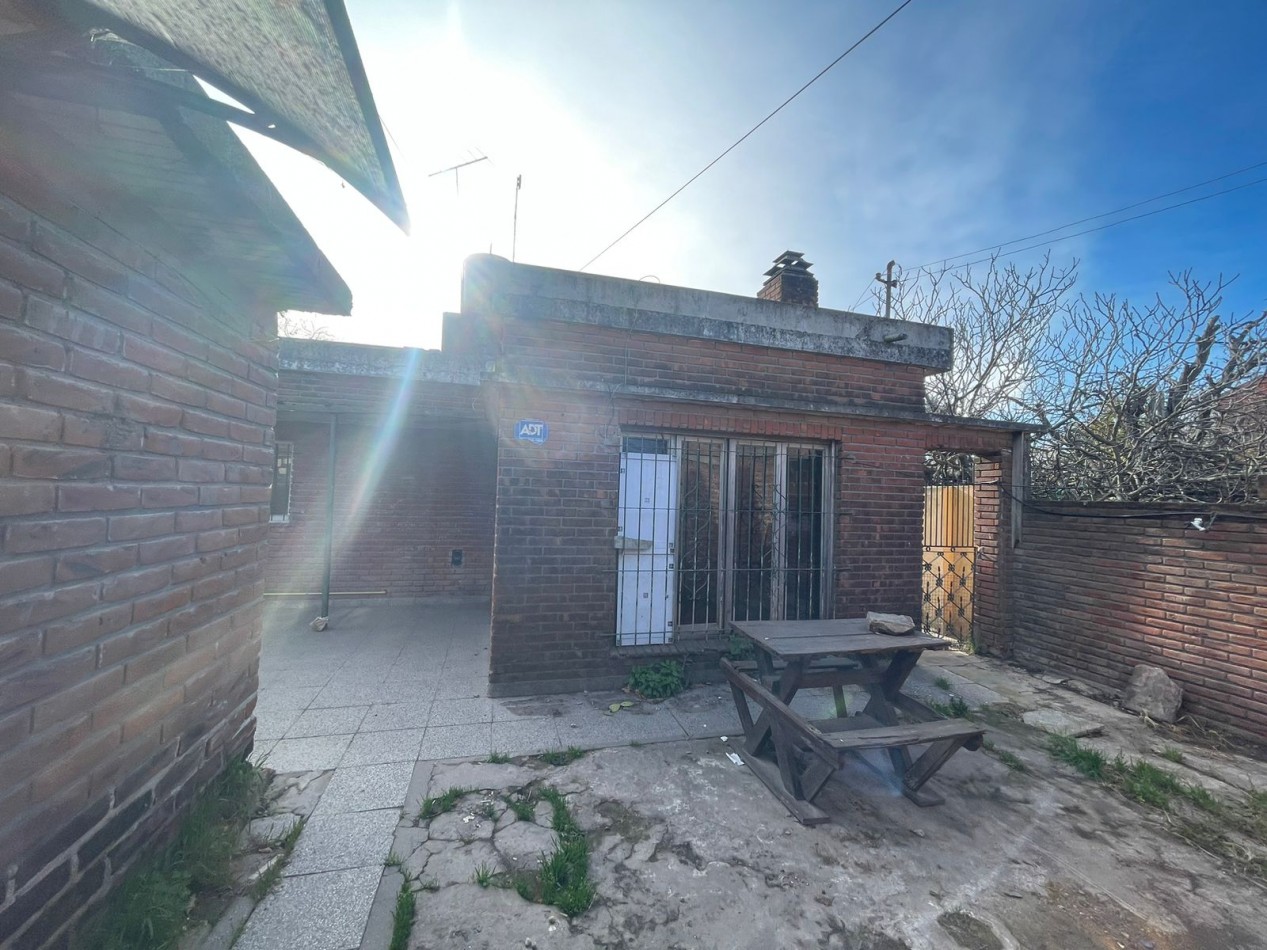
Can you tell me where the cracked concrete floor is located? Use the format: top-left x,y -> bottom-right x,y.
398,738 -> 1266,950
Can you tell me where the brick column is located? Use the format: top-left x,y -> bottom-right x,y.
972,451 -> 1013,655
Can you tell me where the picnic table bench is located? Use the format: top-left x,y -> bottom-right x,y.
723,618 -> 984,825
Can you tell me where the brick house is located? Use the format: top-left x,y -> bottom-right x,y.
271,253 -> 1026,696
0,1 -> 402,945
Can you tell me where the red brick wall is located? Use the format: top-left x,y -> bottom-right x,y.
498,319 -> 928,411
486,366 -> 1010,693
0,173 -> 273,946
266,418 -> 495,601
1013,505 -> 1267,738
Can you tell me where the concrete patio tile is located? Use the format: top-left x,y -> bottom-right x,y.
284,808 -> 399,876
255,686 -> 321,713
313,761 -> 414,816
493,695 -> 583,721
427,697 -> 497,727
233,865 -> 381,950
432,675 -> 489,699
417,723 -> 492,760
308,682 -> 419,709
257,668 -> 335,689
489,718 -> 563,756
339,729 -> 425,767
284,706 -> 370,739
254,708 -> 302,742
263,735 -> 354,772
360,701 -> 432,733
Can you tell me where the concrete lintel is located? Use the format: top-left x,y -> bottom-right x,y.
462,255 -> 953,371
494,375 -> 1029,435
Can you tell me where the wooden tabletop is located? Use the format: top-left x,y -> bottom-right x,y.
728,619 -> 948,660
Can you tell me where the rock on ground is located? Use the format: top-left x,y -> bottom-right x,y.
1122,664 -> 1183,722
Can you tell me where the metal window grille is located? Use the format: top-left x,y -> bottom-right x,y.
616,434 -> 829,645
270,441 -> 294,523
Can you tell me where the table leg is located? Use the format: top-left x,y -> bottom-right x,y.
745,659 -> 805,757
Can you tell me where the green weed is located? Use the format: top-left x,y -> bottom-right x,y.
538,746 -> 586,767
934,676 -> 952,691
488,751 -> 511,764
388,878 -> 415,950
511,787 -> 595,917
626,660 -> 686,699
1160,746 -> 1186,764
418,786 -> 472,821
75,758 -> 270,950
505,791 -> 538,821
1047,734 -> 1108,779
473,863 -> 496,888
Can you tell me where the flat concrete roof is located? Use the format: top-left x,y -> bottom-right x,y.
278,339 -> 484,385
460,255 -> 953,372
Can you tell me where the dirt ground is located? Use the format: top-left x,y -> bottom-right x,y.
397,712 -> 1267,950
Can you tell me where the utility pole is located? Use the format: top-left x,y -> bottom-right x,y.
512,174 -> 522,262
874,260 -> 899,319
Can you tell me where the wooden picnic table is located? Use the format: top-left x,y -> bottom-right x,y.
723,618 -> 983,825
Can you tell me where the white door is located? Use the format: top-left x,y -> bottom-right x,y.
616,447 -> 678,645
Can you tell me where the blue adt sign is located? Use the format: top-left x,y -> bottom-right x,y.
514,420 -> 548,444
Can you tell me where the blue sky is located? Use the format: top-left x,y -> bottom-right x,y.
240,0 -> 1267,346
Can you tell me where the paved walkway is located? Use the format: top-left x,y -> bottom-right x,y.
236,602 -> 1143,950
238,600 -> 743,950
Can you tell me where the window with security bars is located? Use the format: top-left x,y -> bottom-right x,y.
616,434 -> 831,645
270,442 -> 293,523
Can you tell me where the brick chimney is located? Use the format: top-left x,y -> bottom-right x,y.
758,250 -> 818,307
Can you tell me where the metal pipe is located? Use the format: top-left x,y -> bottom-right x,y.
321,413 -> 338,620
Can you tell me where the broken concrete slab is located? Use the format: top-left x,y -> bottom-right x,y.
1021,708 -> 1105,739
1123,664 -> 1183,722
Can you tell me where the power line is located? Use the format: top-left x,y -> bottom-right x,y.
915,157 -> 1267,271
847,164 -> 1267,311
948,172 -> 1267,271
578,0 -> 916,272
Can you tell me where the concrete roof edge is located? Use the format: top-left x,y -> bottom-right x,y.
461,255 -> 953,371
277,338 -> 485,384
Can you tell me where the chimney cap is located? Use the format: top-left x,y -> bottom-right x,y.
764,250 -> 813,277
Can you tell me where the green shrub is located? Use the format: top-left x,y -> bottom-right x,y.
627,660 -> 686,699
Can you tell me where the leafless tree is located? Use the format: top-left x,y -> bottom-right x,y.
276,311 -> 332,341
884,256 -> 1266,503
1029,273 -> 1266,503
884,253 -> 1078,420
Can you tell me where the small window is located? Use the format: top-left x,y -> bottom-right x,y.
270,442 -> 293,523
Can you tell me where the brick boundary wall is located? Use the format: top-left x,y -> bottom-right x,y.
267,420 -> 496,600
1012,504 -> 1267,738
0,169 -> 274,947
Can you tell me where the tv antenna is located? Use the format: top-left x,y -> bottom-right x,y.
428,151 -> 489,195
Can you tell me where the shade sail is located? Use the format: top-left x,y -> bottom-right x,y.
63,0 -> 407,230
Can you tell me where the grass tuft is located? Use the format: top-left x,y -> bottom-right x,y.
509,786 -> 595,917
538,746 -> 586,767
473,863 -> 496,888
388,878 -> 416,950
934,676 -> 952,691
505,790 -> 538,821
75,758 -> 270,950
487,751 -> 511,764
1160,746 -> 1186,764
418,786 -> 473,821
1047,734 -> 1107,779
931,696 -> 970,720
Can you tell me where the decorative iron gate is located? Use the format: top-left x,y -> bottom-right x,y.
922,463 -> 975,644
